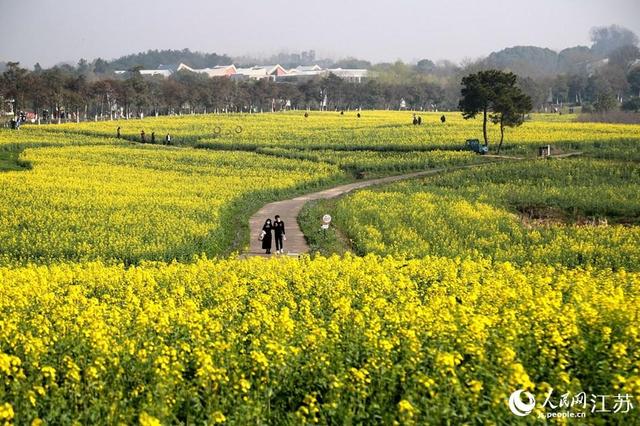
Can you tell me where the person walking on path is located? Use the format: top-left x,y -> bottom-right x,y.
273,215 -> 286,254
140,130 -> 146,143
165,133 -> 171,145
116,126 -> 121,139
260,218 -> 274,254
151,132 -> 156,144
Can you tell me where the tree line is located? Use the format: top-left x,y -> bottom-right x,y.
1,25 -> 639,122
0,63 -> 451,122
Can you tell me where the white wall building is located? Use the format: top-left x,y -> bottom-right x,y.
327,68 -> 369,83
117,62 -> 370,83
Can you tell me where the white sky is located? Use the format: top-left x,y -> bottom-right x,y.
1,0 -> 639,67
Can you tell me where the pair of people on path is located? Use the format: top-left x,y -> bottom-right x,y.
260,215 -> 285,254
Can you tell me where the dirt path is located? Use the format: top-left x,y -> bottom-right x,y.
246,163 -> 489,256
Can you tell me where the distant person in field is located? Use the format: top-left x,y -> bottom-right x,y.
440,114 -> 446,123
151,132 -> 156,144
357,112 -> 361,118
418,116 -> 422,125
140,130 -> 146,143
260,218 -> 273,254
273,215 -> 286,254
116,126 -> 121,138
304,112 -> 309,118
412,114 -> 418,125
165,133 -> 171,144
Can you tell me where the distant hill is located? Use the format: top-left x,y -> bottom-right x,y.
480,28 -> 638,78
484,46 -> 560,78
557,46 -> 595,74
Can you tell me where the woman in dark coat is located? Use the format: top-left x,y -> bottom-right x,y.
261,218 -> 273,254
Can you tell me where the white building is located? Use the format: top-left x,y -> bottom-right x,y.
327,68 -> 369,83
233,64 -> 288,80
116,62 -> 370,83
139,69 -> 173,77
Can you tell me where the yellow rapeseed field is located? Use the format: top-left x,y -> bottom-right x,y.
0,111 -> 639,424
1,255 -> 639,424
0,144 -> 341,263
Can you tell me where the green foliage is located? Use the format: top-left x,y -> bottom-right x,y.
622,97 -> 640,112
320,158 -> 640,270
594,92 -> 618,112
459,70 -> 533,150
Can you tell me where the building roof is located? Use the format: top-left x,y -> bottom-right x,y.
116,62 -> 370,81
235,66 -> 270,78
139,69 -> 173,77
153,63 -> 194,73
327,68 -> 369,78
197,64 -> 237,77
295,65 -> 322,72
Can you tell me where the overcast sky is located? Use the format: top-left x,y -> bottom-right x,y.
1,0 -> 639,67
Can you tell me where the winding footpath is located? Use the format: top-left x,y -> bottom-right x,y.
246,163 -> 490,257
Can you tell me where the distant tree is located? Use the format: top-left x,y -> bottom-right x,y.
518,77 -> 548,109
628,68 -> 640,97
459,70 -> 499,146
373,61 -> 416,85
416,59 -> 436,73
64,75 -> 88,121
208,77 -> 234,112
331,57 -> 371,69
459,70 -> 532,151
172,70 -> 210,113
551,75 -> 570,104
0,62 -> 30,113
160,78 -> 187,114
77,58 -> 90,75
566,74 -> 588,104
621,97 -> 640,112
125,70 -> 150,115
25,72 -> 46,116
298,78 -> 323,109
590,25 -> 639,58
93,58 -> 109,74
90,79 -> 117,117
593,92 -> 617,112
608,45 -> 640,69
585,74 -> 617,106
41,68 -> 67,123
490,77 -> 533,153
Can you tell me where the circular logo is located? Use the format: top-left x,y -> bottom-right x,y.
509,390 -> 536,416
322,214 -> 332,224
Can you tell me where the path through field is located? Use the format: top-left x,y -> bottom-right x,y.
247,163 -> 491,256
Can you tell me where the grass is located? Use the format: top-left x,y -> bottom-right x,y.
298,198 -> 352,256
0,148 -> 30,171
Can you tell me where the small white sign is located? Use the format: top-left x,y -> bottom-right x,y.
322,214 -> 332,224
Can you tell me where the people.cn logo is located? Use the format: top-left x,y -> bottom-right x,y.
509,389 -> 536,416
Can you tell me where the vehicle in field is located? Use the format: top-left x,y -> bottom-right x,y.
466,138 -> 488,154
